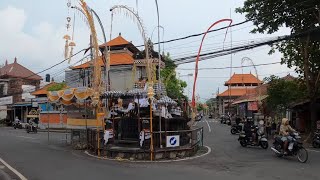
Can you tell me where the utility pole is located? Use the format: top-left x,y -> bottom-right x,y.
155,0 -> 162,148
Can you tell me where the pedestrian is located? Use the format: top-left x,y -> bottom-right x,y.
271,120 -> 277,137
266,117 -> 271,139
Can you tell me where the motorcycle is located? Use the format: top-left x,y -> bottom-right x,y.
13,122 -> 23,129
231,124 -> 243,134
26,123 -> 37,133
312,131 -> 320,148
238,126 -> 269,149
271,132 -> 308,163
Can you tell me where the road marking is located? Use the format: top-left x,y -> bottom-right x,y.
16,136 -> 37,140
0,158 -> 27,180
307,149 -> 320,153
204,118 -> 212,133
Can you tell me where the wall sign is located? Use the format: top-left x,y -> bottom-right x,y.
0,96 -> 13,106
166,135 -> 180,147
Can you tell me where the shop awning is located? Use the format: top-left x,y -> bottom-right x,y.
232,95 -> 268,105
47,87 -> 94,106
12,102 -> 32,107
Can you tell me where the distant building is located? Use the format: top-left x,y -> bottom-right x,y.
31,82 -> 68,129
0,58 -> 42,122
216,73 -> 262,116
65,34 -> 165,91
232,74 -> 295,119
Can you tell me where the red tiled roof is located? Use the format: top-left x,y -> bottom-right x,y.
225,73 -> 262,85
0,59 -> 42,80
100,35 -> 130,47
217,88 -> 256,97
72,53 -> 134,69
232,74 -> 294,104
31,82 -> 56,96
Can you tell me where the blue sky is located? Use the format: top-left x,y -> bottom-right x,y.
0,0 -> 294,101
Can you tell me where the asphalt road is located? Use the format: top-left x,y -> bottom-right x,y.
0,117 -> 320,180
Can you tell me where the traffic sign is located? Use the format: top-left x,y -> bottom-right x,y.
166,135 -> 180,147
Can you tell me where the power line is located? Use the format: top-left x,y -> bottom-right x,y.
22,49 -> 86,80
135,0 -> 314,47
173,26 -> 320,65
177,61 -> 281,70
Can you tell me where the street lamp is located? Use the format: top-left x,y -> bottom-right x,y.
154,0 -> 163,149
182,73 -> 193,100
151,25 -> 165,53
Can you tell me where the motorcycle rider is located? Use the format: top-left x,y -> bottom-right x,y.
279,118 -> 296,154
244,119 -> 256,143
14,116 -> 20,124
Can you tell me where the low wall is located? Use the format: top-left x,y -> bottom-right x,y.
39,111 -> 67,129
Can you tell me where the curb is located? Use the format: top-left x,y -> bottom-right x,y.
84,145 -> 211,163
38,129 -> 70,133
0,169 -> 11,180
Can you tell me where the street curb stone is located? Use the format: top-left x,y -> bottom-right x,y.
0,169 -> 11,180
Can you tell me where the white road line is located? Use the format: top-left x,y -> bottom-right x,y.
0,158 -> 27,180
204,118 -> 212,133
16,136 -> 37,140
307,149 -> 320,153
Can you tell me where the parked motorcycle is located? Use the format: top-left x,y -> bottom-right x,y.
13,122 -> 23,129
238,126 -> 268,149
231,124 -> 243,134
271,132 -> 308,163
312,131 -> 320,148
26,123 -> 37,133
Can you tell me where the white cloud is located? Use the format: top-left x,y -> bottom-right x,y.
0,6 -> 26,33
0,6 -> 89,76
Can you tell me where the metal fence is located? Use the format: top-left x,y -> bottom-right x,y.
86,127 -> 203,156
151,127 -> 203,150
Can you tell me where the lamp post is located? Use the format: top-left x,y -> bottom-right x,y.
187,73 -> 193,100
151,25 -> 165,53
154,0 -> 163,148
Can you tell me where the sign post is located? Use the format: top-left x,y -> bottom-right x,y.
166,135 -> 180,148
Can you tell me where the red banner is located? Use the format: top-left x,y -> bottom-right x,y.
248,101 -> 258,111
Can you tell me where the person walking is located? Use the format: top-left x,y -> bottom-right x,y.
266,117 -> 271,139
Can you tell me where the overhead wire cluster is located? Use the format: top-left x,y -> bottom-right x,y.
3,0 -> 316,98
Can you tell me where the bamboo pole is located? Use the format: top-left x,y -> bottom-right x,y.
149,100 -> 154,161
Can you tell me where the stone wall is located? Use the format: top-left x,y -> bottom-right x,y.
7,78 -> 40,103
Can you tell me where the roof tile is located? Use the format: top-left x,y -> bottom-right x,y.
0,60 -> 42,80
225,73 -> 262,85
217,88 -> 256,97
72,52 -> 134,69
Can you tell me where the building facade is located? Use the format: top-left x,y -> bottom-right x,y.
65,34 -> 164,91
0,58 -> 42,122
217,73 -> 262,116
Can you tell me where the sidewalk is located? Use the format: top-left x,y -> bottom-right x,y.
38,128 -> 71,133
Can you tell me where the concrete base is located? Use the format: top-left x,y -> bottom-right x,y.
94,145 -> 200,161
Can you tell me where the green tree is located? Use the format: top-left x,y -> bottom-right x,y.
161,54 -> 187,103
236,0 -> 320,131
266,76 -> 306,115
47,82 -> 66,91
197,103 -> 204,112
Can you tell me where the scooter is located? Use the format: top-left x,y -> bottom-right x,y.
238,126 -> 269,149
13,122 -> 23,129
312,131 -> 320,148
26,123 -> 37,133
271,132 -> 308,163
231,124 -> 243,134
